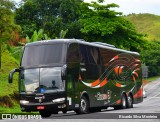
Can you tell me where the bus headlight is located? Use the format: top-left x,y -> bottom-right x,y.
52,98 -> 65,103
20,100 -> 29,104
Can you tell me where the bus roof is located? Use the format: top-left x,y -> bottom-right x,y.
25,39 -> 140,56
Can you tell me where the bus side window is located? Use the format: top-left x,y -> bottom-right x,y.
67,43 -> 80,63
87,46 -> 102,65
80,45 -> 89,64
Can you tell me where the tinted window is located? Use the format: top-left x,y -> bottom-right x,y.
80,44 -> 102,65
87,46 -> 101,64
99,48 -> 117,66
21,44 -> 66,67
67,43 -> 80,63
80,45 -> 89,64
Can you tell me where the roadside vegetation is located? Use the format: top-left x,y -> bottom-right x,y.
145,76 -> 160,82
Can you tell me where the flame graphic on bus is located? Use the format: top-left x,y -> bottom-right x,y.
79,53 -> 141,88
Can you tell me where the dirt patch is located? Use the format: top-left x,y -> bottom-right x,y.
0,95 -> 14,107
0,92 -> 19,108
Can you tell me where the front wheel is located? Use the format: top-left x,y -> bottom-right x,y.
75,96 -> 89,114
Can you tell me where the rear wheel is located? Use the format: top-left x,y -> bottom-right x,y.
120,94 -> 127,109
39,111 -> 52,118
75,96 -> 89,114
127,94 -> 133,108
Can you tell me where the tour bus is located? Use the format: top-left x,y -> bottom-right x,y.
9,39 -> 143,117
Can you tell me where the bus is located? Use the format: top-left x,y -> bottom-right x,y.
9,39 -> 143,117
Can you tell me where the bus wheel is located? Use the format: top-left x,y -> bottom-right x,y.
39,111 -> 52,118
120,94 -> 127,109
76,96 -> 89,114
127,94 -> 133,108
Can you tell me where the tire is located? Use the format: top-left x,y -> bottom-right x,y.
127,94 -> 133,108
39,111 -> 52,118
75,96 -> 89,114
114,94 -> 127,110
120,94 -> 127,109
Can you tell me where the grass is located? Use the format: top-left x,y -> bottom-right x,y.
124,13 -> 160,41
0,48 -> 19,96
0,48 -> 19,112
145,76 -> 160,82
0,103 -> 21,113
0,48 -> 39,114
142,76 -> 160,86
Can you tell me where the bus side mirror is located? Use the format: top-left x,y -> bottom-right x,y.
8,68 -> 20,83
61,65 -> 67,80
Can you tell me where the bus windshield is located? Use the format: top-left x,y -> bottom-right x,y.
20,67 -> 65,93
21,43 -> 66,67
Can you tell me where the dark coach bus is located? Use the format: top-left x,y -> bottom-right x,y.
9,39 -> 143,117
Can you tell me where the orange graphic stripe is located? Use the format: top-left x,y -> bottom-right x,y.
133,76 -> 136,82
135,68 -> 140,71
134,72 -> 139,77
114,66 -> 119,75
99,78 -> 108,87
116,99 -> 121,104
79,74 -> 82,80
116,82 -> 122,87
133,87 -> 143,99
91,79 -> 100,87
119,66 -> 123,74
114,55 -> 119,60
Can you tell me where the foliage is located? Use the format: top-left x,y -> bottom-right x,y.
141,41 -> 160,76
0,48 -> 19,96
15,0 -> 82,38
79,1 -> 147,52
7,29 -> 50,61
124,13 -> 160,41
26,29 -> 51,43
0,0 -> 21,68
56,29 -> 68,39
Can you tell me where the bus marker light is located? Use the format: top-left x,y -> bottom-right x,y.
37,106 -> 45,110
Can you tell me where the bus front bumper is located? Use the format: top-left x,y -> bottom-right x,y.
20,101 -> 67,112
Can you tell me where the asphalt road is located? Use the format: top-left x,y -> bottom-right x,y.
1,78 -> 160,122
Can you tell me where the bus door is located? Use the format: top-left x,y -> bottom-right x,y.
66,43 -> 80,109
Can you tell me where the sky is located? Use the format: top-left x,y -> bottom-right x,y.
13,0 -> 160,15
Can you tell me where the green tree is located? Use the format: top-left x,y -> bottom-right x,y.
15,0 -> 82,38
79,1 -> 146,51
0,0 -> 20,68
141,41 -> 160,76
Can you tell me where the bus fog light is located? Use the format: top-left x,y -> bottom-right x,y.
20,100 -> 29,104
62,104 -> 66,108
52,98 -> 65,103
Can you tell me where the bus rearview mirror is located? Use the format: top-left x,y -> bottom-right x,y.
8,68 -> 20,83
61,65 -> 67,80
